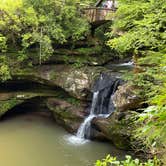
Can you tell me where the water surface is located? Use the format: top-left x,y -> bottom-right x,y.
0,113 -> 127,166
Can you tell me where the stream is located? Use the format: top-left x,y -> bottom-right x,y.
0,113 -> 127,166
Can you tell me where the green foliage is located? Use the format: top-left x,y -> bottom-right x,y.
107,0 -> 166,54
0,99 -> 23,116
66,97 -> 80,106
0,34 -> 7,52
0,0 -> 94,80
76,46 -> 102,56
123,52 -> 166,149
0,64 -> 11,81
136,106 -> 166,149
0,56 -> 11,81
106,0 -> 166,155
0,0 -> 92,65
95,155 -> 161,166
0,0 -> 91,45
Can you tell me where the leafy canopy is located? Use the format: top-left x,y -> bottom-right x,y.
106,0 -> 166,153
0,0 -> 94,80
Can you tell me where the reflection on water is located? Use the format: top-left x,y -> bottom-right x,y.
0,113 -> 127,166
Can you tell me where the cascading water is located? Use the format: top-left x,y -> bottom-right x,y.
67,73 -> 122,144
76,91 -> 99,139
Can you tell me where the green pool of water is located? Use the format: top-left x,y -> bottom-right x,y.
0,113 -> 127,166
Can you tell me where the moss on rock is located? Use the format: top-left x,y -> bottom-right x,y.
0,99 -> 23,116
93,111 -> 139,150
0,90 -> 58,117
46,98 -> 85,132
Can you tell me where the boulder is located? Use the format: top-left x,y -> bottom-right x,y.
46,98 -> 86,133
112,84 -> 142,111
92,111 -> 138,150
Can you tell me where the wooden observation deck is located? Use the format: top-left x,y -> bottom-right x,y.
83,7 -> 115,28
82,0 -> 117,28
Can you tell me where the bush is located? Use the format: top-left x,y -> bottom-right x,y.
95,155 -> 161,166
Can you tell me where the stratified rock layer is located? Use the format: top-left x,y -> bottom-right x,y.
12,65 -> 104,100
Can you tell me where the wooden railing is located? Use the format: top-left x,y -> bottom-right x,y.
83,7 -> 116,24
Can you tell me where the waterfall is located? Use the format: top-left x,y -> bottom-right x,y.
67,74 -> 122,144
76,92 -> 99,139
90,91 -> 99,115
76,114 -> 96,139
76,74 -> 122,140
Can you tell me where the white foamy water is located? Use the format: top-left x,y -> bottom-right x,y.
75,91 -> 99,141
68,90 -> 111,145
115,61 -> 134,66
67,92 -> 99,144
90,91 -> 99,115
76,115 -> 96,139
65,135 -> 89,145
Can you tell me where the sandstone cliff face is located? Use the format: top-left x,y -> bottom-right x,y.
12,65 -> 104,100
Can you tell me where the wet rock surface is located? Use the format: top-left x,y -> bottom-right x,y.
92,111 -> 138,150
46,98 -> 86,133
112,84 -> 142,111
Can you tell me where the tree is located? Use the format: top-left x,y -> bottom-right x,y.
0,0 -> 95,80
106,0 -> 166,154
